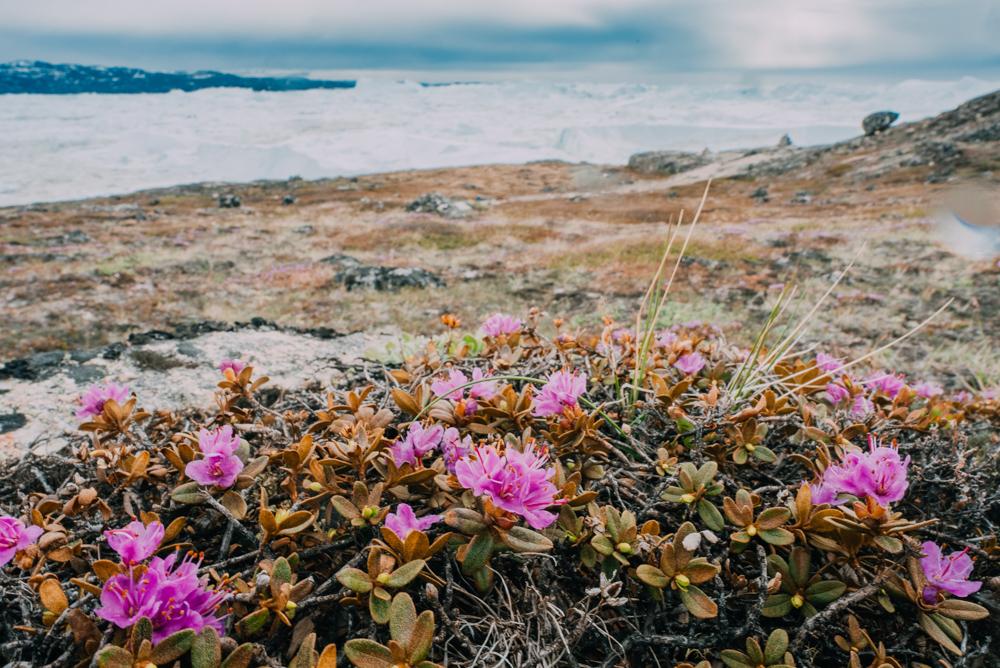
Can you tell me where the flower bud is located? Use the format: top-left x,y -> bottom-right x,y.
746,525 -> 758,537
616,542 -> 633,555
362,506 -> 377,520
376,572 -> 391,585
306,481 -> 323,492
679,493 -> 695,504
285,601 -> 297,615
745,443 -> 756,452
791,593 -> 805,608
675,573 -> 690,589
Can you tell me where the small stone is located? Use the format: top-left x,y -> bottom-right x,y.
862,110 -> 899,136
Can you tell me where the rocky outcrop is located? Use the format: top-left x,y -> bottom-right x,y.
627,150 -> 712,175
406,193 -> 473,219
862,111 -> 899,136
0,323 -> 399,455
320,254 -> 445,291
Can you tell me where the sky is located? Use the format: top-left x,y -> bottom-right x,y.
0,0 -> 998,80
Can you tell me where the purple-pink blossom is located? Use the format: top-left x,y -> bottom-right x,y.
533,370 -> 587,418
810,435 -> 909,507
850,394 -> 874,419
441,427 -> 472,473
864,372 -> 906,398
826,382 -> 850,404
431,368 -> 497,414
815,353 -> 842,372
185,427 -> 243,488
218,359 -> 247,376
0,516 -> 43,567
919,541 -> 982,604
384,503 -> 441,539
914,381 -> 943,399
481,313 -> 522,338
673,352 -> 706,376
389,422 -> 444,468
105,520 -> 164,565
656,330 -> 678,348
76,382 -> 131,420
96,552 -> 229,643
454,444 -> 561,529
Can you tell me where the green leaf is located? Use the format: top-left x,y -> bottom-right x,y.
131,616 -> 153,647
191,627 -> 222,668
344,638 -> 394,668
759,527 -> 795,546
762,593 -> 792,618
763,629 -> 789,664
918,612 -> 962,656
150,629 -> 196,664
460,533 -> 494,574
370,590 -> 392,624
171,481 -> 207,505
788,547 -> 810,587
635,564 -> 669,589
289,632 -> 317,668
337,567 -> 373,593
872,534 -> 903,553
590,534 -> 614,556
753,446 -> 777,463
330,495 -> 361,520
407,611 -> 436,663
720,649 -> 754,668
220,643 -> 256,668
272,556 -> 293,588
678,584 -> 718,619
235,608 -> 270,636
96,647 -> 134,668
805,580 -> 846,605
697,499 -> 725,531
502,526 -> 554,553
936,598 -> 989,621
470,565 -> 494,593
389,593 -> 418,647
443,507 -> 489,535
385,559 -> 426,588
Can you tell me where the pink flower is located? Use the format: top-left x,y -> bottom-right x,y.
850,394 -> 874,419
0,516 -> 43,567
104,520 -> 164,565
656,330 -> 678,348
431,368 -> 497,414
384,503 -> 441,539
864,372 -> 905,398
810,435 -> 909,506
481,313 -> 522,338
199,425 -> 240,456
97,552 -> 229,643
919,541 -> 982,604
454,444 -> 561,529
673,352 -> 706,376
914,381 -> 943,399
826,382 -> 850,404
533,370 -> 587,418
76,382 -> 130,420
218,359 -> 246,375
389,423 -> 444,467
982,387 -> 999,401
953,390 -> 973,403
815,353 -> 842,372
441,427 -> 472,473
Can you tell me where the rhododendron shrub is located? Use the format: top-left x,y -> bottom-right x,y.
76,382 -> 130,419
454,444 -> 561,529
533,370 -> 587,417
811,435 -> 909,506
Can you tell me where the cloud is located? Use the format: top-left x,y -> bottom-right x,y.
0,0 -> 996,73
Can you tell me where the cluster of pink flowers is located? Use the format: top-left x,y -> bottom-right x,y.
454,443 -> 561,529
389,423 -> 445,468
919,541 -> 982,604
673,352 -> 706,376
480,313 -> 522,338
384,503 -> 441,539
0,515 -> 42,567
218,359 -> 247,376
185,426 -> 244,489
533,370 -> 587,418
97,520 -> 229,642
811,435 -> 910,507
815,352 -> 842,373
431,367 -> 498,415
655,330 -> 678,349
913,381 -> 944,399
863,372 -> 906,398
440,427 -> 473,472
77,382 -> 131,420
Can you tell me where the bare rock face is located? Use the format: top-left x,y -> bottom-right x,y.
627,150 -> 712,175
320,254 -> 445,291
406,193 -> 473,218
0,324 -> 399,456
862,111 -> 899,136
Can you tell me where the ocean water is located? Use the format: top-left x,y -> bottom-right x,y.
0,76 -> 997,206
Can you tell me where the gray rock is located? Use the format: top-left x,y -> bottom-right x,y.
218,194 -> 241,208
791,191 -> 813,205
627,150 -> 711,175
406,193 -> 473,219
862,111 -> 899,136
282,194 -> 297,205
777,134 -> 793,147
319,254 -> 363,269
0,412 -> 26,434
334,264 -> 445,292
750,186 -> 769,201
64,364 -> 105,384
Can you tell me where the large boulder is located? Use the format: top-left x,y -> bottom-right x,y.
406,193 -> 473,219
862,111 -> 899,136
627,150 -> 711,175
